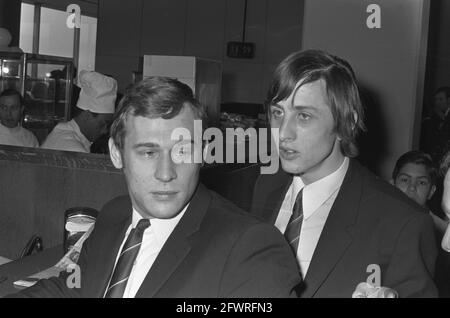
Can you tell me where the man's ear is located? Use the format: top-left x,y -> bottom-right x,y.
109,137 -> 123,169
428,185 -> 437,200
202,141 -> 210,166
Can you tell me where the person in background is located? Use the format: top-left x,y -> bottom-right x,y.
421,87 -> 450,159
0,89 -> 38,148
41,71 -> 116,153
90,92 -> 124,155
392,150 -> 449,238
250,49 -> 438,297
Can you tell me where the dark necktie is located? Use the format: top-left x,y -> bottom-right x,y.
284,189 -> 303,255
104,218 -> 150,298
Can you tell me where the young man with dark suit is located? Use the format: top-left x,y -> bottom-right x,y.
250,50 -> 438,298
9,77 -> 300,298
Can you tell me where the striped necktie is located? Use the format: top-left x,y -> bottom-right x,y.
104,218 -> 150,298
284,189 -> 303,255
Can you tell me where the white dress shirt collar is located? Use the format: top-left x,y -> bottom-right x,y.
292,157 -> 349,219
132,204 -> 188,247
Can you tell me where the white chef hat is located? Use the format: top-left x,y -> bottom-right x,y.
76,70 -> 117,114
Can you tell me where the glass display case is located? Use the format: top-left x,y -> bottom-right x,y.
0,52 -> 74,142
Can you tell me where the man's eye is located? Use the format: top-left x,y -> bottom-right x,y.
419,181 -> 429,186
297,113 -> 311,121
398,177 -> 408,183
270,108 -> 283,119
144,150 -> 157,158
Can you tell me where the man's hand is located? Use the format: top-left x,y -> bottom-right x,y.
352,282 -> 398,298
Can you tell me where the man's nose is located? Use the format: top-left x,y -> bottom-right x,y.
407,181 -> 417,192
155,152 -> 177,182
279,116 -> 296,142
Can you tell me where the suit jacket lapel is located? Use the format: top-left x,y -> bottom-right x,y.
301,159 -> 363,298
88,198 -> 132,297
252,167 -> 292,224
135,183 -> 210,298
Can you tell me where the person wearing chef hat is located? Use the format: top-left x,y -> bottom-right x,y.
41,71 -> 117,153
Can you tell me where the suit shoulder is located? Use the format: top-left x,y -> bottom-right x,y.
357,164 -> 429,220
207,189 -> 279,236
96,195 -> 131,223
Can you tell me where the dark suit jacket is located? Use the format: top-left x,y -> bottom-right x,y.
11,184 -> 301,298
250,159 -> 438,298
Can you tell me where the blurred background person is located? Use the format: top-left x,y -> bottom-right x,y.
0,88 -> 38,148
392,150 -> 448,238
41,71 -> 116,153
90,90 -> 123,155
421,87 -> 450,160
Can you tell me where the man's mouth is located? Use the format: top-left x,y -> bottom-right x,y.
279,146 -> 300,160
151,191 -> 179,200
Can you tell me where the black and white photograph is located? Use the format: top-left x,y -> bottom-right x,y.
0,0 -> 449,301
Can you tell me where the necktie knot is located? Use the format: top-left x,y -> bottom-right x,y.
136,218 -> 150,232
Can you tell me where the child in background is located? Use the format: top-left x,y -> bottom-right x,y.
392,150 -> 449,237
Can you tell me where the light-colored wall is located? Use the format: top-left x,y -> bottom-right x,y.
301,0 -> 430,179
95,0 -> 304,103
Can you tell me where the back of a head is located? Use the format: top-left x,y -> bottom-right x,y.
111,76 -> 206,150
266,49 -> 365,158
393,150 -> 437,185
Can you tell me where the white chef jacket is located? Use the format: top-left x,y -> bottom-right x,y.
41,119 -> 91,153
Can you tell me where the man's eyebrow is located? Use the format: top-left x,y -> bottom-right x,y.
397,172 -> 431,180
292,105 -> 318,112
270,103 -> 283,108
133,142 -> 160,149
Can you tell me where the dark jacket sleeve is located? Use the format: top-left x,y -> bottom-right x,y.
384,212 -> 438,298
4,234 -> 93,298
218,223 -> 301,298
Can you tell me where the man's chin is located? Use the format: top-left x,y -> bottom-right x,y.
140,203 -> 185,219
280,160 -> 304,175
